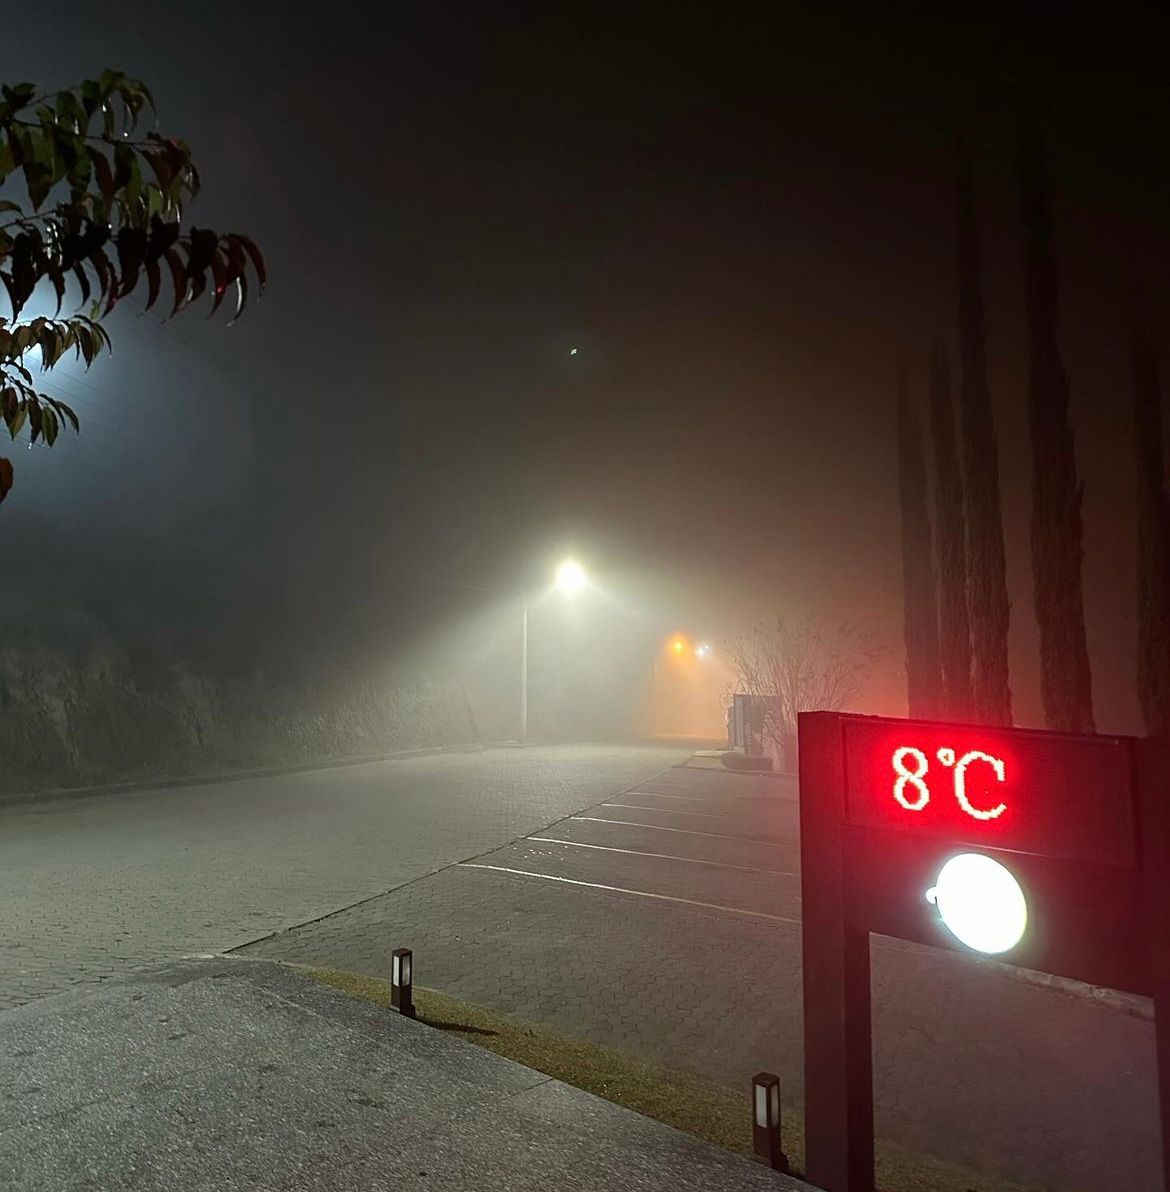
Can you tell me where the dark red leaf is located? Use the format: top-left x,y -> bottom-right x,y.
208,249 -> 230,317
230,270 -> 249,323
115,226 -> 147,297
71,261 -> 91,307
163,246 -> 187,316
185,267 -> 207,308
184,227 -> 218,277
146,215 -> 180,262
86,145 -> 115,207
143,256 -> 161,312
235,234 -> 266,292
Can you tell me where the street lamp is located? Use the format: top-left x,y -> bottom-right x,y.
555,558 -> 587,595
519,559 -> 587,745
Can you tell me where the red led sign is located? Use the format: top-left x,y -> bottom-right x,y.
799,711 -> 1170,1192
840,717 -> 1136,866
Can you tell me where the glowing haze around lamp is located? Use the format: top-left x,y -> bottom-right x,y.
554,559 -> 586,595
925,852 -> 1027,955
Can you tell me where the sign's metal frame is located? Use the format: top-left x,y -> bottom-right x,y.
798,710 -> 1170,1192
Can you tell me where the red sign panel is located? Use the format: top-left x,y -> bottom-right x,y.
840,716 -> 1136,867
800,712 -> 1170,1192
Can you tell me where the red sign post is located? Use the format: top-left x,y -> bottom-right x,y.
799,711 -> 1170,1192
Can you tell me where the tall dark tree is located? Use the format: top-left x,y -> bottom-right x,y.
1018,107 -> 1095,733
929,342 -> 973,720
956,140 -> 1013,725
898,365 -> 942,718
1133,329 -> 1170,738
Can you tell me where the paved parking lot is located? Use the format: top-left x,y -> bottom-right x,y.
242,762 -> 1162,1192
0,744 -> 681,1009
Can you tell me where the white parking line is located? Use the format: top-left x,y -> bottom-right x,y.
603,801 -> 781,823
526,836 -> 800,877
627,789 -> 796,806
458,863 -> 801,925
571,815 -> 797,846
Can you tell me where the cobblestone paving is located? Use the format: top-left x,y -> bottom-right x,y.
241,764 -> 1162,1192
242,857 -> 801,1079
0,744 -> 682,1009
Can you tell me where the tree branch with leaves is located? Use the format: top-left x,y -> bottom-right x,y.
0,69 -> 266,502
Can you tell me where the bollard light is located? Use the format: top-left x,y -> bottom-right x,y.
751,1071 -> 788,1172
391,947 -> 415,1019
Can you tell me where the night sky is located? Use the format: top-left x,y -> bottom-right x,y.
5,4 -> 1169,732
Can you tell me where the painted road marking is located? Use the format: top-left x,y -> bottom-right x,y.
458,863 -> 801,925
571,815 -> 797,846
602,801 -> 789,823
626,788 -> 796,806
526,836 -> 799,877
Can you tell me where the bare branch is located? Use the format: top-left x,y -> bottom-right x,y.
726,615 -> 881,759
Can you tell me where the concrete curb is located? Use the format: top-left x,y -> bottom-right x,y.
0,741 -> 486,810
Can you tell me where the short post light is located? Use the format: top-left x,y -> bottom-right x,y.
751,1071 -> 788,1172
391,947 -> 414,1019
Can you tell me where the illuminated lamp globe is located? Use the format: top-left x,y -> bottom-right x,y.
555,559 -> 587,595
925,852 -> 1027,955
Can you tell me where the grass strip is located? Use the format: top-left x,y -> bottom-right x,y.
309,966 -> 1040,1192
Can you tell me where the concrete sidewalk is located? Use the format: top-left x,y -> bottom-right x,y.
0,957 -> 810,1192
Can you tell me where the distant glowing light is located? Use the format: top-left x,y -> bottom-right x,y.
554,558 -> 586,594
669,636 -> 688,656
926,853 -> 1027,954
696,643 -> 711,658
569,347 -> 579,355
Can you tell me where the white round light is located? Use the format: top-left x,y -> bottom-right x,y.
554,559 -> 586,595
925,852 -> 1027,955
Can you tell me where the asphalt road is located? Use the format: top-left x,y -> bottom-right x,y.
0,743 -> 683,1009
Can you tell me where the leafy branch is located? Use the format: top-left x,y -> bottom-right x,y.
0,69 -> 266,503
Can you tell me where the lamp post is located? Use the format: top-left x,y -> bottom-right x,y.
519,598 -> 528,745
519,559 -> 586,745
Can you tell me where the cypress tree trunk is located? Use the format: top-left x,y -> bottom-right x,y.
898,366 -> 942,718
956,140 -> 1013,725
1133,330 -> 1170,738
929,343 -> 974,720
1018,109 -> 1095,733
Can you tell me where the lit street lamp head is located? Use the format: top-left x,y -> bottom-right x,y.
554,559 -> 587,595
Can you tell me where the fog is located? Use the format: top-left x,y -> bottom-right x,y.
3,4 -> 1169,790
